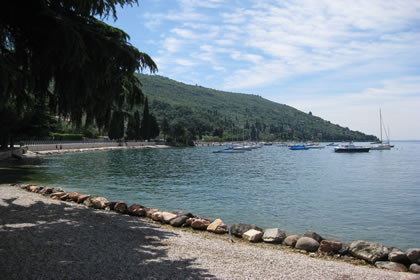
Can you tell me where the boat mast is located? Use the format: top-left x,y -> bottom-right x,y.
379,108 -> 383,143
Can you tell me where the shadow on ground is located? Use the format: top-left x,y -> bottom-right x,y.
0,195 -> 215,279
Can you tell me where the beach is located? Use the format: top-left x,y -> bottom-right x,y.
0,184 -> 417,280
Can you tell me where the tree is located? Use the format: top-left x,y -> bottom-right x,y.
140,97 -> 151,140
0,0 -> 157,149
149,114 -> 160,140
126,110 -> 141,140
161,117 -> 170,141
108,111 -> 124,140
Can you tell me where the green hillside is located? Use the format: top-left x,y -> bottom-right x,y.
136,73 -> 377,142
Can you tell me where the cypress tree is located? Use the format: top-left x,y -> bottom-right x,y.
140,97 -> 151,140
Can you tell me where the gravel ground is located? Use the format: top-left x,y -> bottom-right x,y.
0,184 -> 418,280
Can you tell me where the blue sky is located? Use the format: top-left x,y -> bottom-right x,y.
106,0 -> 420,140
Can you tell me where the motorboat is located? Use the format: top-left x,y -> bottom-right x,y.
289,145 -> 309,150
334,143 -> 370,153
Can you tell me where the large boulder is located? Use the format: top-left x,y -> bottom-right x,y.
410,263 -> 420,273
127,204 -> 146,217
262,228 -> 286,243
189,218 -> 210,230
151,211 -> 163,222
146,208 -> 159,218
318,240 -> 343,254
83,198 -> 94,207
77,194 -> 91,204
207,219 -> 228,234
170,216 -> 189,227
283,235 -> 299,247
172,210 -> 194,218
349,241 -> 390,263
243,229 -> 263,242
375,261 -> 408,272
407,248 -> 420,264
388,248 -> 410,265
90,197 -> 109,209
50,192 -> 67,200
68,192 -> 79,202
230,223 -> 263,238
160,212 -> 177,223
295,237 -> 320,252
40,187 -> 53,195
28,185 -> 41,193
302,231 -> 323,243
114,201 -> 128,214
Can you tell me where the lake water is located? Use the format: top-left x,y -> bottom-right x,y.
3,141 -> 420,250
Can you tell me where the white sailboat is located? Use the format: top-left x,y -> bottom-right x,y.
371,109 -> 391,150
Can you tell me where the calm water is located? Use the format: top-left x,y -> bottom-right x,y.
3,142 -> 420,249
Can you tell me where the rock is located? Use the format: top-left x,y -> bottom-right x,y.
349,240 -> 390,264
59,193 -> 70,201
407,248 -> 420,264
160,212 -> 177,223
77,194 -> 91,204
338,244 -> 350,256
230,223 -> 263,238
90,197 -> 109,209
409,263 -> 420,273
83,198 -> 94,207
295,237 -> 320,252
262,228 -> 286,243
28,185 -> 41,193
55,187 -> 64,192
318,240 -> 343,254
207,219 -> 228,234
243,229 -> 263,242
68,192 -> 79,202
303,231 -> 323,243
170,216 -> 189,227
388,248 -> 410,264
146,208 -> 159,218
127,204 -> 146,217
151,212 -> 163,222
190,218 -> 210,230
172,210 -> 194,218
50,192 -> 67,200
40,187 -> 54,195
375,261 -> 408,272
283,235 -> 299,247
114,201 -> 128,214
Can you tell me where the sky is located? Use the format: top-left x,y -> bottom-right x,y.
105,0 -> 420,140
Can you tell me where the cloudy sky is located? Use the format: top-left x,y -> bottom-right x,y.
106,0 -> 420,140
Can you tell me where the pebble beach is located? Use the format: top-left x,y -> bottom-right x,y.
1,184 -> 417,280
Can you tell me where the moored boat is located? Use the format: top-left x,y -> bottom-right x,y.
289,145 -> 309,150
334,143 -> 370,153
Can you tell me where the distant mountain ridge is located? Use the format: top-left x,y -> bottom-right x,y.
136,73 -> 377,142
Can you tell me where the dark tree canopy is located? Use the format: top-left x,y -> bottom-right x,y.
0,0 -> 157,148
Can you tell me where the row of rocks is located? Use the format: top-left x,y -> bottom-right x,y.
19,184 -> 420,274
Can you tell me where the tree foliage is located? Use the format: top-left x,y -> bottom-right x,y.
137,74 -> 378,142
0,0 -> 157,149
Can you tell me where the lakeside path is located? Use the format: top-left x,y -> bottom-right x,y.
1,185 -> 417,280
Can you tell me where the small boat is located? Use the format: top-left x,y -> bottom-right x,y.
289,145 -> 309,150
213,147 -> 246,153
334,143 -> 370,153
307,145 -> 325,149
327,142 -> 338,146
370,143 -> 391,150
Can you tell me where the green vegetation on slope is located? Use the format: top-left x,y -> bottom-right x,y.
137,74 -> 377,142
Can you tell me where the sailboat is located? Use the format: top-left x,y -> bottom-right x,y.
371,109 -> 392,150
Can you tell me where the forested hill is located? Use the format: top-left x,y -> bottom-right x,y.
137,73 -> 377,142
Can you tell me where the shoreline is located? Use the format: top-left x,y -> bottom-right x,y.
1,184 -> 418,279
